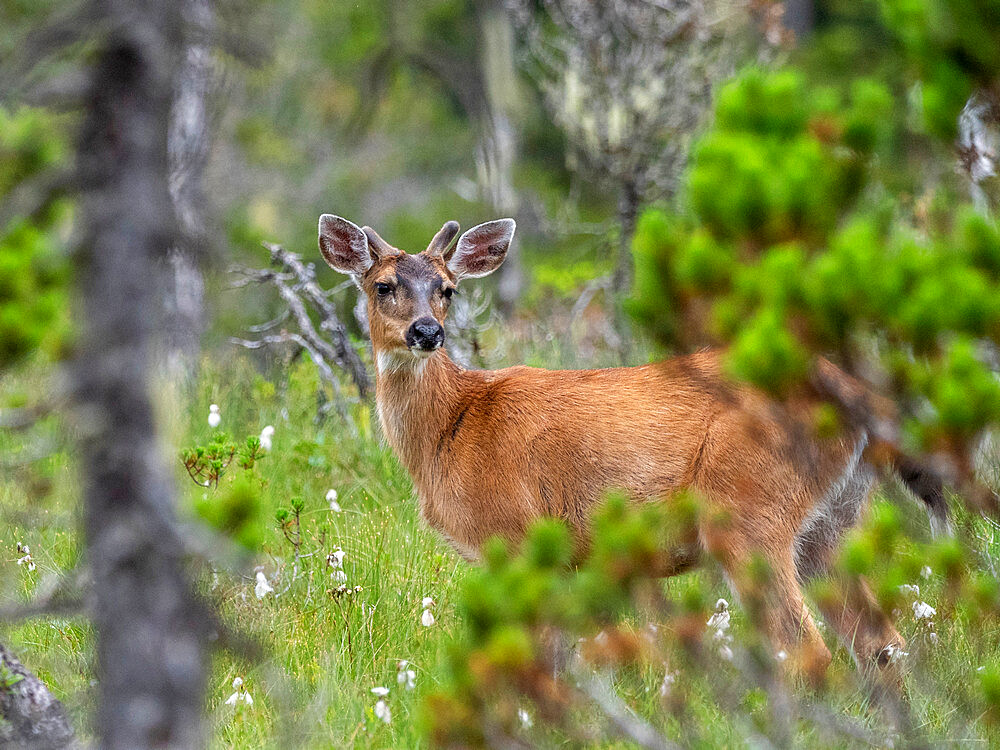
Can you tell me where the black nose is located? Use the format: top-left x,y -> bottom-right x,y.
406,317 -> 444,351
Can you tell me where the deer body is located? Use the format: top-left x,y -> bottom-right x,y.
376,347 -> 862,566
317,213 -> 943,677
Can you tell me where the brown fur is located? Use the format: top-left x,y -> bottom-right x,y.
321,217 -> 906,677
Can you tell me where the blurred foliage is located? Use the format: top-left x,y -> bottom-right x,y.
424,494 -> 1000,747
0,106 -> 71,368
878,0 -> 1000,137
631,2 -> 1000,458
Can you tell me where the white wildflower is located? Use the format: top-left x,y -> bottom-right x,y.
928,631 -> 939,645
883,643 -> 909,663
224,676 -> 253,706
518,708 -> 533,728
326,547 -> 346,581
326,489 -> 341,512
397,660 -> 416,690
371,686 -> 390,697
659,670 -> 677,697
208,404 -> 221,428
374,698 -> 391,724
707,599 -> 730,635
920,565 -> 933,580
421,596 -> 436,627
259,425 -> 274,451
254,570 -> 274,599
16,543 -> 35,573
705,599 -> 733,659
912,601 -> 936,620
898,584 -> 920,598
776,650 -> 788,663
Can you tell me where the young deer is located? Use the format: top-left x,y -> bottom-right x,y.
318,213 -> 947,676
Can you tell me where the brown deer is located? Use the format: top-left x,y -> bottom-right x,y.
318,213 -> 947,677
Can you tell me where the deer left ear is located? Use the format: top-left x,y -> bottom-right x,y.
447,218 -> 515,280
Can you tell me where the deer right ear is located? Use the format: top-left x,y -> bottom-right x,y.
447,218 -> 515,280
318,214 -> 371,276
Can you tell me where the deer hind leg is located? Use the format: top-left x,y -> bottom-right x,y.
703,519 -> 832,681
794,464 -> 905,671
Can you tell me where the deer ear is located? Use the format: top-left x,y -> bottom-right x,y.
426,220 -> 460,257
447,218 -> 515,280
319,214 -> 371,275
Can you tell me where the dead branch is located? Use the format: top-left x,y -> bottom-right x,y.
571,667 -> 681,750
263,242 -> 371,396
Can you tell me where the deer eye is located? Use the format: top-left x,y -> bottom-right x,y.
375,282 -> 393,296
442,286 -> 454,300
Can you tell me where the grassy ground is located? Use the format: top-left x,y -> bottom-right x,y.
3,351 -> 1000,748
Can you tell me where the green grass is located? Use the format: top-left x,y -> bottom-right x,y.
3,353 -> 1000,748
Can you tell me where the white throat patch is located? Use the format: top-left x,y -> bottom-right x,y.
377,350 -> 431,378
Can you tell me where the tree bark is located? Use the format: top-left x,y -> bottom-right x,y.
610,174 -> 642,354
163,0 -> 214,381
478,0 -> 523,315
0,643 -> 77,750
783,0 -> 815,39
74,1 -> 208,748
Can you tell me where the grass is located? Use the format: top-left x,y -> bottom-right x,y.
3,351 -> 1000,748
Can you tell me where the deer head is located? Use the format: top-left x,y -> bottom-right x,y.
318,215 -> 515,363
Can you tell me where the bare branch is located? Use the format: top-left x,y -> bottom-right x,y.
572,667 -> 681,750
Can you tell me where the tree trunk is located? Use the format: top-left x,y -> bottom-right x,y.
0,643 -> 77,750
610,174 -> 641,354
74,1 -> 208,748
163,0 -> 214,381
783,0 -> 815,39
477,1 -> 523,315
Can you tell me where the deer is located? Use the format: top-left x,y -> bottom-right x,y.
318,213 -> 949,678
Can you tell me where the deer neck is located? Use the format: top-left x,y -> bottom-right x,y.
374,347 -> 463,485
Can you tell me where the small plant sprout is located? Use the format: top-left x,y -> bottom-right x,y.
259,425 -> 274,451
326,547 -> 347,582
208,403 -> 221,428
254,569 -> 274,599
420,596 -> 436,627
16,542 -> 35,572
397,660 -> 416,690
181,434 -> 239,488
224,676 -> 253,706
326,489 -> 341,512
371,686 -> 391,724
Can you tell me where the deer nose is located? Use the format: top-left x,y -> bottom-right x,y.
406,317 -> 444,351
